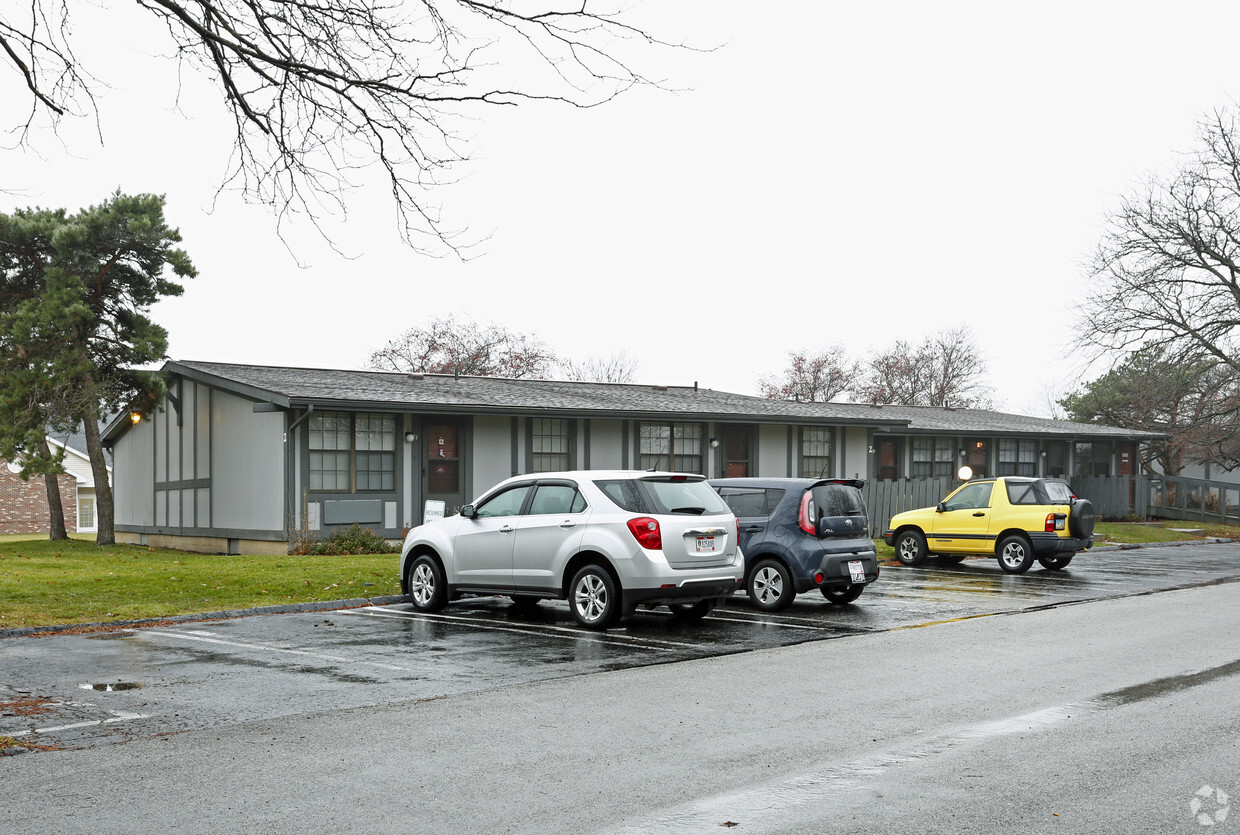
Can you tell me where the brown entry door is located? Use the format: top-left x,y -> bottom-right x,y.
426,424 -> 465,518
721,425 -> 752,478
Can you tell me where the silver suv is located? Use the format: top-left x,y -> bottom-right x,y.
399,471 -> 744,629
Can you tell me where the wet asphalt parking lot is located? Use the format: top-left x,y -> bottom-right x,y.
3,540 -> 1239,753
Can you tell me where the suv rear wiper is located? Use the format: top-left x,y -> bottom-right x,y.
670,506 -> 707,515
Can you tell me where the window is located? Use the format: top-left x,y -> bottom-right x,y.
309,411 -> 396,492
1005,480 -> 1040,505
911,437 -> 956,477
531,418 -> 571,473
78,496 -> 95,530
1074,442 -> 1111,477
943,481 -> 993,511
800,427 -> 832,478
528,484 -> 587,515
595,478 -> 645,512
639,422 -> 704,473
717,486 -> 785,518
475,485 -> 533,518
997,439 -> 1037,476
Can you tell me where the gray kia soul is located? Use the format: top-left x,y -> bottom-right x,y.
709,477 -> 879,610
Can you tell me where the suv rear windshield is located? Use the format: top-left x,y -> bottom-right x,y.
594,477 -> 730,516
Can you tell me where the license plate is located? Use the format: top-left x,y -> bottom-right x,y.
696,536 -> 716,552
848,560 -> 866,583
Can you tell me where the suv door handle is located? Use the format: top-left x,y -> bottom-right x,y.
972,512 -> 986,517
743,526 -> 764,532
559,520 -> 576,529
499,524 -> 515,533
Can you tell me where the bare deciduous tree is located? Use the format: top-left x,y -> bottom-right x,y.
1081,108 -> 1240,378
853,326 -> 993,408
758,346 -> 857,402
558,351 -> 638,383
367,314 -> 555,378
2,1 -> 679,255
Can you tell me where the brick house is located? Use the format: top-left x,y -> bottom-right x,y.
0,435 -> 108,536
0,459 -> 78,536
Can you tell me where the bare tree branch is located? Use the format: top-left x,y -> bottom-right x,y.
3,0 -> 687,255
1080,108 -> 1240,376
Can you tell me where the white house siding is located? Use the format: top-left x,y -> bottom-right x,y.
210,388 -> 284,532
472,415 -> 512,497
588,420 -> 625,469
113,415 -> 156,528
757,425 -> 791,478
843,426 -> 869,481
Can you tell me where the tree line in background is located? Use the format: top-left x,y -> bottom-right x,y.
757,325 -> 996,409
367,314 -> 639,383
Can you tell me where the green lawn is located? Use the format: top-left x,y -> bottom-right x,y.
0,537 -> 402,631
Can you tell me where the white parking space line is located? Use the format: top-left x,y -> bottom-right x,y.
705,611 -> 836,631
350,607 -> 705,650
143,629 -> 414,672
10,711 -> 150,738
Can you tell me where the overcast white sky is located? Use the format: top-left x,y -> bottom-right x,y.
7,1 -> 1240,415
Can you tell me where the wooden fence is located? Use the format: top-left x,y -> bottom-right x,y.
862,474 -> 1178,535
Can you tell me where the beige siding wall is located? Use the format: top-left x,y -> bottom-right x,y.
757,425 -> 790,477
587,420 -> 626,469
114,415 -> 156,527
842,426 -> 870,480
211,389 -> 285,531
472,415 -> 512,498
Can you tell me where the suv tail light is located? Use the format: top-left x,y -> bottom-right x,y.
626,517 -> 662,550
1045,513 -> 1066,532
798,491 -> 816,535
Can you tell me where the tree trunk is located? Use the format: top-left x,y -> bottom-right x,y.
39,438 -> 68,541
80,395 -> 115,545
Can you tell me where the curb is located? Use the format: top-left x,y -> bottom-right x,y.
0,594 -> 410,640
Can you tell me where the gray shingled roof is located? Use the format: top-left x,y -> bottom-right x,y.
157,360 -> 1158,440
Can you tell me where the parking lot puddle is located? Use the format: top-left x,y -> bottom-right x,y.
608,656 -> 1240,834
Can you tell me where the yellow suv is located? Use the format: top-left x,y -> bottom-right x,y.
882,477 -> 1096,574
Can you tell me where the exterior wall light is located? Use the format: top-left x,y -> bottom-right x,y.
709,438 -> 719,449
958,466 -> 973,481
130,411 -> 143,425
404,432 -> 417,443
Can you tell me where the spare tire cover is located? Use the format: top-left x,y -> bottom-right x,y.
1069,498 -> 1096,539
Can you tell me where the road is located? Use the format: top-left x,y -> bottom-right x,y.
2,542 -> 1239,833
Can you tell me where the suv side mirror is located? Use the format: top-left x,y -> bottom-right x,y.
936,502 -> 946,513
460,504 -> 477,519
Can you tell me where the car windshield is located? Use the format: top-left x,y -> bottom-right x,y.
640,477 -> 730,515
812,484 -> 865,516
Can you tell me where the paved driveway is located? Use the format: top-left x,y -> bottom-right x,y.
3,541 -> 1238,752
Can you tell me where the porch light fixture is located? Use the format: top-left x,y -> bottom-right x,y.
709,438 -> 719,449
130,411 -> 143,425
404,432 -> 417,443
958,466 -> 973,481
